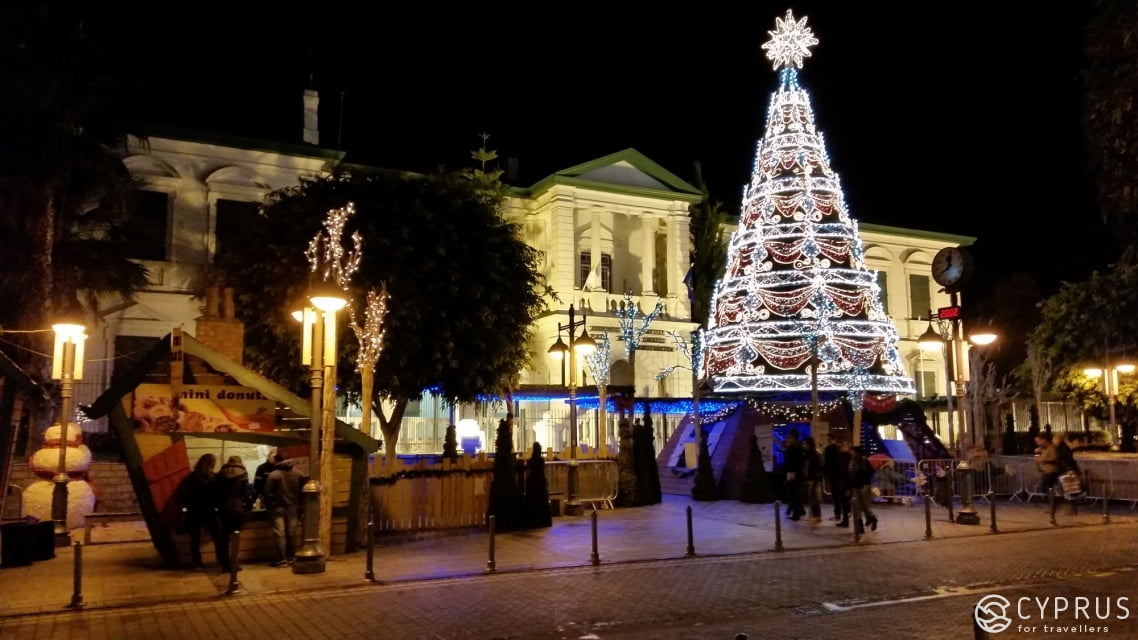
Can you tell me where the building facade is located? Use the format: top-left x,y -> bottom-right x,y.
78,129 -> 971,452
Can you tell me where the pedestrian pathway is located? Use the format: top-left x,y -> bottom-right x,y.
1,493 -> 1130,618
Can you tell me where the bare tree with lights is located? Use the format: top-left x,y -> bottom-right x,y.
584,330 -> 613,451
349,284 -> 390,442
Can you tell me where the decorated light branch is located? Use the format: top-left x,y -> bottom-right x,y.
618,292 -> 665,363
349,284 -> 391,440
699,10 -> 915,400
305,202 -> 363,291
584,330 -> 613,449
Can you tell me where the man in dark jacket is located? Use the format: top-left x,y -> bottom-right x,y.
822,434 -> 846,521
264,453 -> 304,567
781,430 -> 804,520
252,448 -> 278,507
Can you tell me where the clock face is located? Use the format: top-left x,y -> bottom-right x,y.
932,248 -> 964,287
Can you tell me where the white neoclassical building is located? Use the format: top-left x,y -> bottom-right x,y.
75,118 -> 972,453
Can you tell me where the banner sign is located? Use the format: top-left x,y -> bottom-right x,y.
132,383 -> 276,433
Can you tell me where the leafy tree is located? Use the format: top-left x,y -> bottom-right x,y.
740,434 -> 773,503
213,170 -> 547,453
523,442 -> 552,528
1085,0 -> 1138,259
487,418 -> 523,530
0,0 -> 147,372
688,162 -> 728,326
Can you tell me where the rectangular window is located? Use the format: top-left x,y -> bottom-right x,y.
875,271 -> 889,316
919,371 -> 937,397
126,191 -> 170,261
214,199 -> 261,263
908,274 -> 931,320
578,251 -> 612,291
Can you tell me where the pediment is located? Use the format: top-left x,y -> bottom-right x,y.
527,149 -> 703,203
576,160 -> 671,191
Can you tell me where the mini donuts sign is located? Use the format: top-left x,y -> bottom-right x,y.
132,383 -> 276,433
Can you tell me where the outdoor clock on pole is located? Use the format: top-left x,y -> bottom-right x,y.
931,246 -> 973,292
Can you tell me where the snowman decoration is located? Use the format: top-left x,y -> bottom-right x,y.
23,421 -> 97,529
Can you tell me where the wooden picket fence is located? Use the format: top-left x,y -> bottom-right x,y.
368,449 -> 619,532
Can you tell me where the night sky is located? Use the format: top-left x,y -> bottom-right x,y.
115,1 -> 1114,293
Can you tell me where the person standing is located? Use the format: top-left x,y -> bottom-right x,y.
781,430 -> 804,520
180,453 -> 223,570
264,453 -> 304,567
214,455 -> 249,573
801,437 -> 824,522
252,448 -> 278,508
822,434 -> 845,521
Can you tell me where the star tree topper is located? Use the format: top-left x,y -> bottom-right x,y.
761,9 -> 819,71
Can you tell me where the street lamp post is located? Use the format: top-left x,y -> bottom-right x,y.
1084,351 -> 1134,447
50,319 -> 86,547
292,285 -> 347,574
918,304 -> 997,526
548,304 -> 596,517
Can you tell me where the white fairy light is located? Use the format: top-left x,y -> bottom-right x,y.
305,202 -> 363,290
351,285 -> 390,372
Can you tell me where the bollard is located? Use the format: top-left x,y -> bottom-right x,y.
590,507 -> 600,566
486,515 -> 497,572
924,491 -> 933,540
1102,480 -> 1111,524
946,468 -> 955,523
225,531 -> 241,595
68,540 -> 84,609
365,499 -> 377,582
851,495 -> 861,543
988,492 -> 999,533
1048,488 -> 1058,526
685,505 -> 696,557
773,501 -> 784,552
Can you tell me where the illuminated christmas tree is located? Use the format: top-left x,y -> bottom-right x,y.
701,10 -> 915,397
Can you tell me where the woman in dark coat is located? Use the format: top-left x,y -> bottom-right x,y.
213,455 -> 250,573
180,453 -> 223,569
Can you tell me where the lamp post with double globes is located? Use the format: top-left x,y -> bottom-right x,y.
547,304 -> 596,517
918,313 -> 997,526
291,282 -> 347,574
50,317 -> 87,547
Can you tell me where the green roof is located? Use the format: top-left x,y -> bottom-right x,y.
513,148 -> 705,204
857,223 -> 975,246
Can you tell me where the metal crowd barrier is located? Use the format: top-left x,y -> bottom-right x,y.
914,455 -> 1138,509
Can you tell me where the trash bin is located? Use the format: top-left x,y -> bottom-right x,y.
1,522 -> 35,568
32,520 -> 56,561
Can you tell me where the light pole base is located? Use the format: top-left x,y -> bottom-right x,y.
292,554 -> 326,574
955,509 -> 981,525
52,476 -> 71,547
563,501 -> 584,517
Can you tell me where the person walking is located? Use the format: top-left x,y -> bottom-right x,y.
214,455 -> 249,573
848,446 -> 877,533
822,434 -> 844,521
264,452 -> 304,567
180,453 -> 223,570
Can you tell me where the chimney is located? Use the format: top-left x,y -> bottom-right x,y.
303,89 -> 320,145
193,286 -> 245,365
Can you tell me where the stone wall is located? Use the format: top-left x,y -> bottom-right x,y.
7,461 -> 140,515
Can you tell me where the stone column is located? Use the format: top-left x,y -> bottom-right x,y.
641,215 -> 656,295
590,209 -> 602,290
